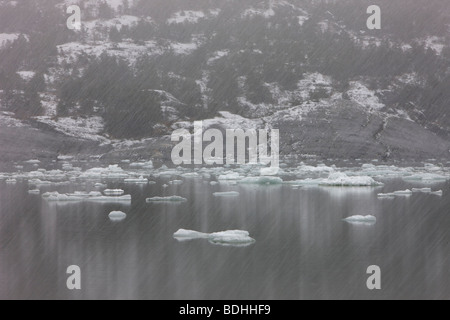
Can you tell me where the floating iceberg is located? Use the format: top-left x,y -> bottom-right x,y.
42,191 -> 131,203
213,191 -> 240,197
173,229 -> 255,247
182,172 -> 200,178
210,181 -> 219,185
94,183 -> 107,188
79,165 -> 129,179
28,189 -> 40,195
343,215 -> 377,225
283,178 -> 323,186
108,211 -> 127,221
6,179 -> 17,183
431,190 -> 443,196
218,172 -> 242,180
103,189 -> 124,196
25,159 -> 40,164
377,193 -> 395,199
260,167 -> 279,176
124,176 -> 148,184
146,196 -> 187,202
129,160 -> 153,169
169,180 -> 183,185
43,192 -> 86,202
412,188 -> 432,193
87,195 -> 131,202
320,173 -> 383,186
238,176 -> 283,185
393,189 -> 413,196
403,173 -> 448,182
28,179 -> 52,185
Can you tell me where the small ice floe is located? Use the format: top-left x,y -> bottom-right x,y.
283,178 -> 323,186
124,176 -> 148,184
393,189 -> 413,196
88,195 -> 131,202
431,190 -> 443,196
213,191 -> 240,197
42,192 -> 131,203
79,165 -> 129,179
238,176 -> 283,185
146,196 -> 187,202
182,172 -> 200,178
260,167 -> 279,176
42,192 -> 86,202
210,181 -> 219,186
377,193 -> 395,199
320,173 -> 383,187
28,179 -> 52,185
169,180 -> 183,185
108,211 -> 127,221
94,183 -> 107,188
103,189 -> 125,196
173,229 -> 255,247
404,173 -> 448,182
218,172 -> 242,180
412,188 -> 432,193
28,189 -> 41,195
25,159 -> 40,164
163,184 -> 169,188
129,160 -> 153,169
343,215 -> 377,225
6,178 -> 17,184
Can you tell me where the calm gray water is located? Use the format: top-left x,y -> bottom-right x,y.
0,177 -> 449,300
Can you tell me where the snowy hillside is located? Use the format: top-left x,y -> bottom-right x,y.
1,0 -> 450,162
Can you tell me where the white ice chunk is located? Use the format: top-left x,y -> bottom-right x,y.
320,173 -> 383,186
169,180 -> 183,185
6,179 -> 17,183
238,176 -> 283,185
103,189 -> 125,196
124,176 -> 148,183
213,191 -> 240,197
404,173 -> 448,182
377,193 -> 395,198
94,183 -> 107,188
260,167 -> 279,176
108,211 -> 127,221
412,188 -> 432,193
218,172 -> 242,180
42,192 -> 131,203
431,190 -> 443,196
173,229 -> 255,247
87,195 -> 131,202
146,196 -> 187,202
28,189 -> 40,195
343,215 -> 377,225
129,160 -> 153,169
393,189 -> 413,195
25,159 -> 41,164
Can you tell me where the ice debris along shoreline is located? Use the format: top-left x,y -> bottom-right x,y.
109,211 -> 127,221
173,229 -> 255,247
343,215 -> 377,225
146,196 -> 187,202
